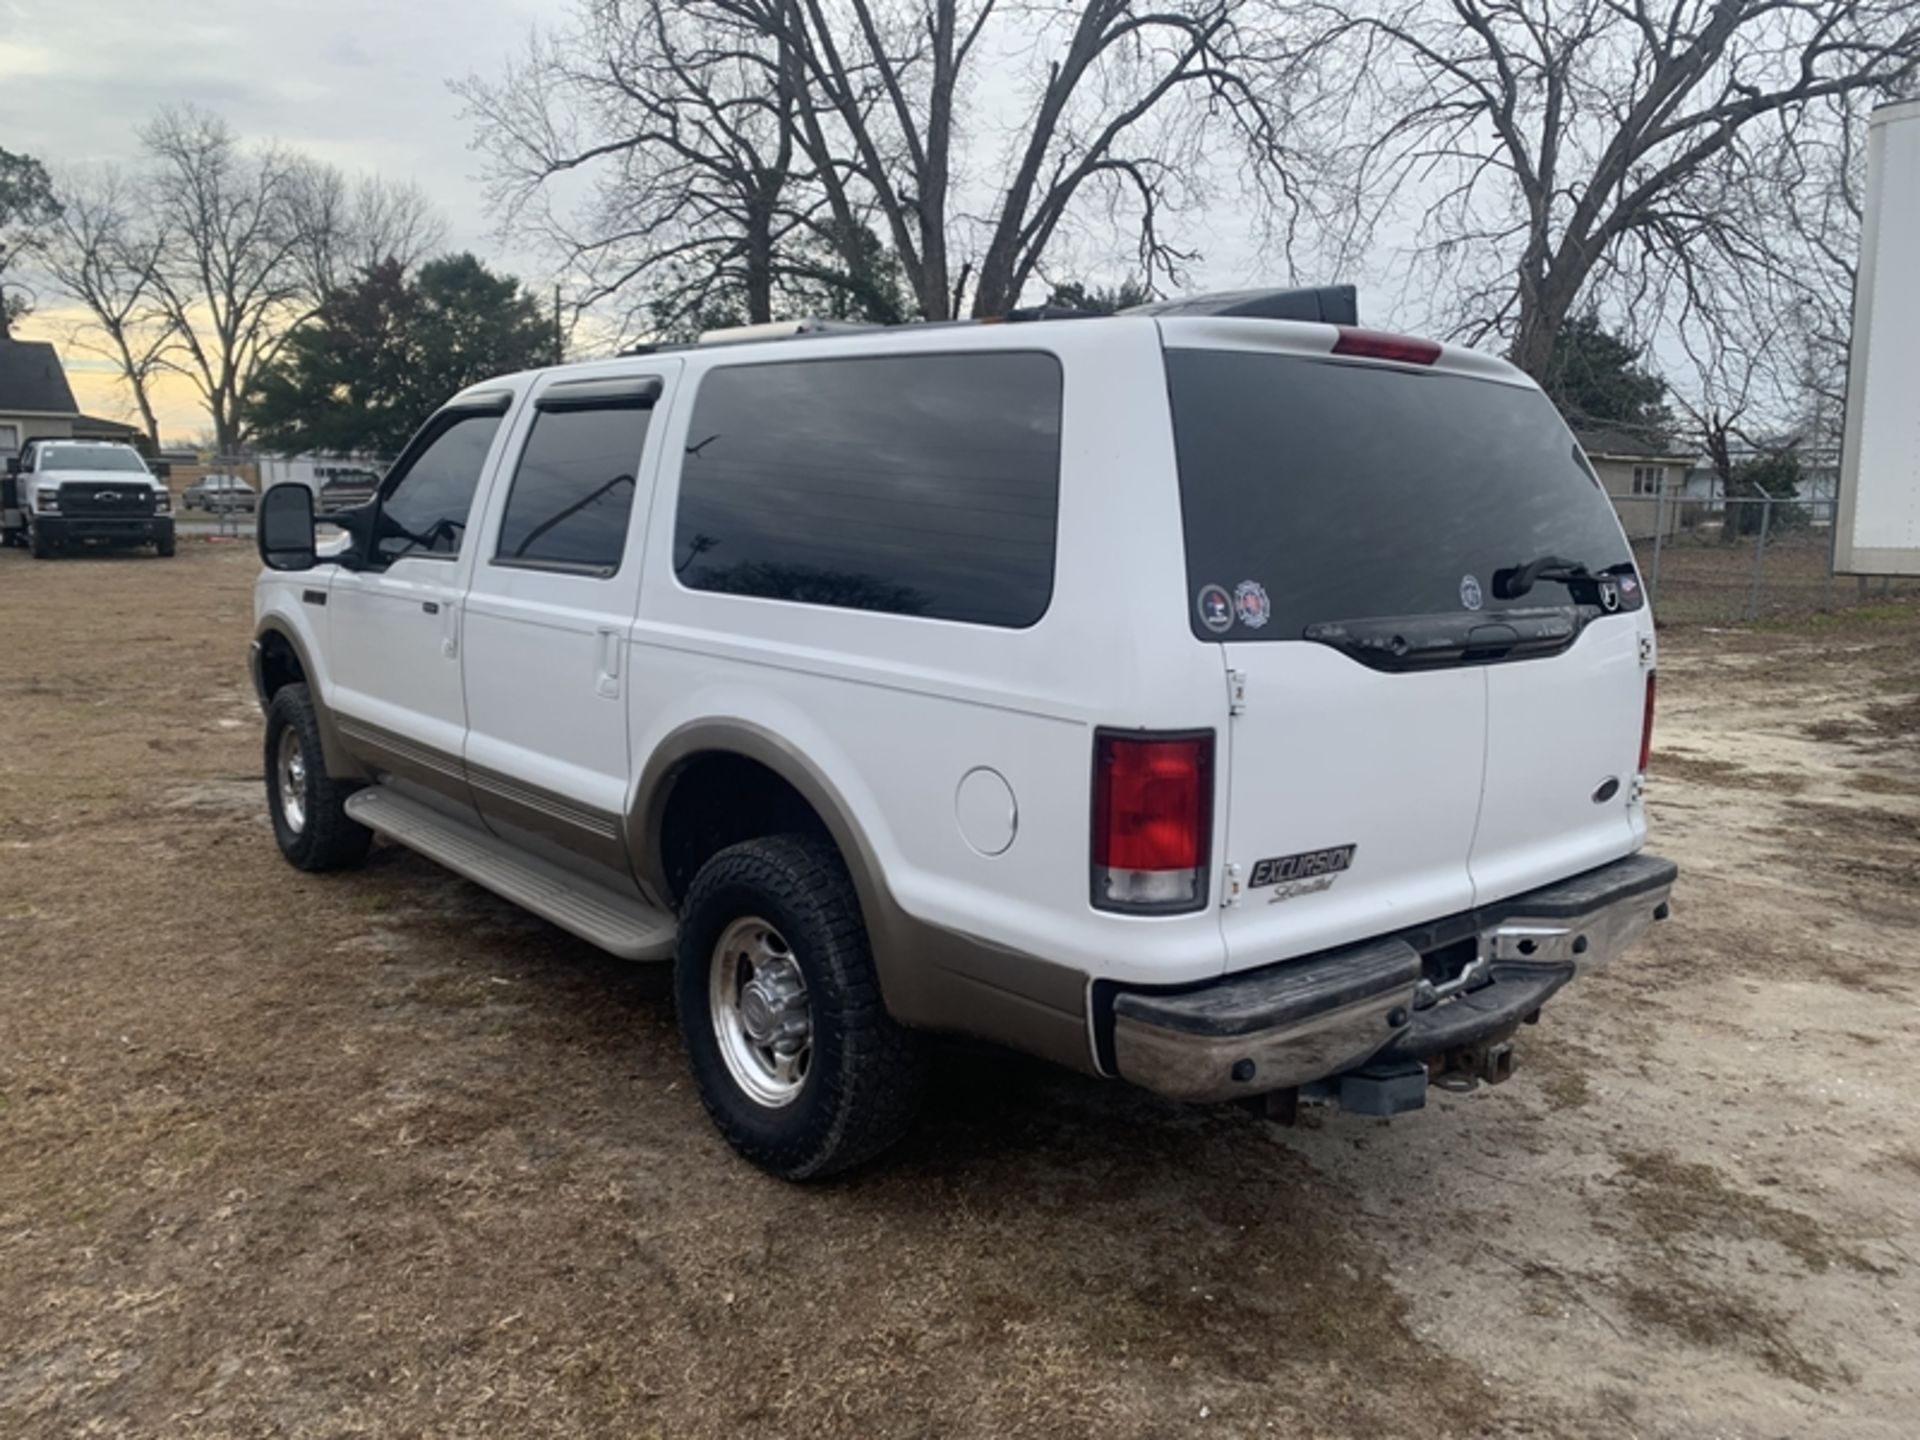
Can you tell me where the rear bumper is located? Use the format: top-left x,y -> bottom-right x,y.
38,514 -> 172,545
1110,852 -> 1677,1101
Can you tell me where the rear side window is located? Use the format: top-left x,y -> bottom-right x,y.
496,403 -> 653,575
1167,350 -> 1637,639
673,352 -> 1062,627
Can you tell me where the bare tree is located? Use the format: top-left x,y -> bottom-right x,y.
138,107 -> 316,454
460,0 -> 826,334
35,167 -> 175,447
284,162 -> 446,297
1299,0 -> 1919,381
465,0 -> 1298,328
136,107 -> 448,453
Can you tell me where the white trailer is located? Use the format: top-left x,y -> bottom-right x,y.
1835,98 -> 1920,576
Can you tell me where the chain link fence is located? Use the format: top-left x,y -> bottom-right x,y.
1611,492 -> 1914,625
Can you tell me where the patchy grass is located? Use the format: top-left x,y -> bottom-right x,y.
1613,1150 -> 1868,1275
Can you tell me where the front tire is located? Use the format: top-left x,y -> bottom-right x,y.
675,834 -> 924,1179
155,530 -> 176,557
265,683 -> 371,871
29,523 -> 52,559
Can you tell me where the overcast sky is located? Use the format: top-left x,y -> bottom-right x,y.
1,0 -> 549,437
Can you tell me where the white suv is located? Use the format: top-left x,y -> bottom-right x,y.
250,289 -> 1675,1178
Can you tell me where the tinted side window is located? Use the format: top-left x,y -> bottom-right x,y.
375,413 -> 503,563
495,404 -> 652,574
673,353 -> 1062,628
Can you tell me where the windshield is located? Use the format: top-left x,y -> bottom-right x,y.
41,445 -> 150,475
1168,350 -> 1639,641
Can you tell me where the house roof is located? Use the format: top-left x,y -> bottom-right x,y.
1572,425 -> 1693,464
0,339 -> 79,416
72,413 -> 144,441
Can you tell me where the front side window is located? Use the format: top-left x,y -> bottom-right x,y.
673,352 -> 1062,627
495,402 -> 652,575
374,412 -> 503,563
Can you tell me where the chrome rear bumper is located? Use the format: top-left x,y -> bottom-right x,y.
1110,853 -> 1677,1102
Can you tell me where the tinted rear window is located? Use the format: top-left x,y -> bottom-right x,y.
1168,350 -> 1636,640
673,353 -> 1062,627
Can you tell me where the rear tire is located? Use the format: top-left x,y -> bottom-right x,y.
675,833 -> 924,1180
265,683 -> 371,871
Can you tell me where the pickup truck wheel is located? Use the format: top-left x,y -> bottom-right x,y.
264,683 -> 371,871
675,834 -> 924,1179
29,524 -> 52,559
155,532 -> 176,557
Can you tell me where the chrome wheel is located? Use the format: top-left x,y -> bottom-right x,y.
709,916 -> 812,1108
276,727 -> 308,835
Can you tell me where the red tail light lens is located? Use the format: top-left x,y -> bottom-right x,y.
1332,326 -> 1442,365
1639,673 -> 1656,773
1092,731 -> 1214,912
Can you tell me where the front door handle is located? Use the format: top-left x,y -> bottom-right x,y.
422,601 -> 439,615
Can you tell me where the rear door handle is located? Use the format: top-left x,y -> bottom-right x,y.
422,601 -> 439,615
595,627 -> 621,699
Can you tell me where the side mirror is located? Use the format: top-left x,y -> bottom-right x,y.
258,482 -> 317,571
5,458 -> 18,478
152,461 -> 172,480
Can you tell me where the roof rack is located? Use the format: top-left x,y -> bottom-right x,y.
611,284 -> 1359,358
1120,285 -> 1358,325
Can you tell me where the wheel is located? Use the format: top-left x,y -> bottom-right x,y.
675,834 -> 924,1179
264,683 -> 372,871
155,530 -> 176,557
29,523 -> 52,559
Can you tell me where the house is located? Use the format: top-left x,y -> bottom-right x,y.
0,338 -> 80,458
1573,427 -> 1697,542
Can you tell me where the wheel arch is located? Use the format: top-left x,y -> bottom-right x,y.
252,616 -> 367,781
630,718 -> 1096,1073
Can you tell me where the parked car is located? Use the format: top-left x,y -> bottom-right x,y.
316,470 -> 379,513
248,289 -> 1676,1179
184,474 -> 256,512
2,438 -> 174,557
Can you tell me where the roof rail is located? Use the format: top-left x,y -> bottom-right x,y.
1121,285 -> 1358,325
696,318 -> 879,345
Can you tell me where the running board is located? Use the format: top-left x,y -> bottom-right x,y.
345,787 -> 676,960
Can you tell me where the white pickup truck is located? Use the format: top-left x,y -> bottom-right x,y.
249,290 -> 1676,1178
3,438 -> 174,558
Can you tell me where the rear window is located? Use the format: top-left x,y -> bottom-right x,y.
1167,350 -> 1637,640
673,352 -> 1062,628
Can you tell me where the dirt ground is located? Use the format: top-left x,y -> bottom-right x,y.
3,541 -> 1917,1439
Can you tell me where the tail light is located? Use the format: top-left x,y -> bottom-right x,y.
1092,730 -> 1213,913
1639,673 -> 1657,773
1332,326 -> 1442,365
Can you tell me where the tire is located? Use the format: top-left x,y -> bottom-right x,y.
264,683 -> 372,871
29,523 -> 52,559
155,531 -> 176,557
675,833 -> 924,1179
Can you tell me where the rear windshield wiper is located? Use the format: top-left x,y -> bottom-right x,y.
1492,554 -> 1590,601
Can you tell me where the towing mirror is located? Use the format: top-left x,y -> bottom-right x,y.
4,457 -> 17,478
258,482 -> 317,571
